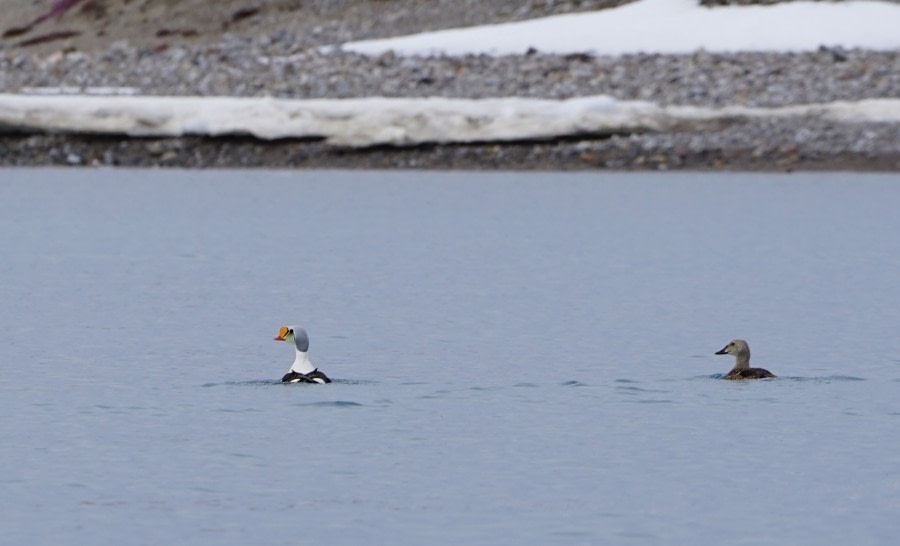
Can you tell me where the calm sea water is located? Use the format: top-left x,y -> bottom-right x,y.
1,169 -> 899,545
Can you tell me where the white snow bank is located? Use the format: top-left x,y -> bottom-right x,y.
1,94 -> 899,147
342,0 -> 900,56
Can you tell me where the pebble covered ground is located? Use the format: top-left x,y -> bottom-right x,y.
0,0 -> 898,170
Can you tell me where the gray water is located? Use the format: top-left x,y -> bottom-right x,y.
2,169 -> 899,545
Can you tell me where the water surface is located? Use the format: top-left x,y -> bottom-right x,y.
1,169 -> 899,544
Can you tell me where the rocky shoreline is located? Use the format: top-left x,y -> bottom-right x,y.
1,0 -> 898,170
3,116 -> 897,171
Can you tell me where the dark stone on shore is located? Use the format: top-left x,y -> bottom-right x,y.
3,118 -> 897,171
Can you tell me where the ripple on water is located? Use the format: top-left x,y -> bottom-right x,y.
616,385 -> 671,394
292,401 -> 365,408
202,379 -> 280,388
281,378 -> 377,386
202,378 -> 375,388
417,388 -> 451,400
332,378 -> 378,385
687,374 -> 865,383
694,373 -> 777,381
780,375 -> 867,382
613,382 -> 674,404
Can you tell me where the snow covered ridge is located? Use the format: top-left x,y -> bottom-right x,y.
341,0 -> 900,56
1,94 -> 898,147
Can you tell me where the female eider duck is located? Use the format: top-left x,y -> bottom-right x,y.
274,326 -> 332,383
715,339 -> 776,380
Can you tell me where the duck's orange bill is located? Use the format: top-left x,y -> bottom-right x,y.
274,326 -> 289,341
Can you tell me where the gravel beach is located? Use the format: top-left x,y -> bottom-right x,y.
1,0 -> 898,170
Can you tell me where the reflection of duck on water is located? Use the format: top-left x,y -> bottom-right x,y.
715,339 -> 776,380
274,326 -> 332,384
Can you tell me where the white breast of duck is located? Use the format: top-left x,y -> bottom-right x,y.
274,326 -> 332,384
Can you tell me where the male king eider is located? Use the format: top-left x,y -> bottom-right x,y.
714,339 -> 776,380
274,326 -> 332,383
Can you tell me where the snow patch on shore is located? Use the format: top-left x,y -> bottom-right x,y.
342,0 -> 900,56
2,94 -> 898,147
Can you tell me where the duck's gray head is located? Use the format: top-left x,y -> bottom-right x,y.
715,339 -> 750,358
274,325 -> 310,352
